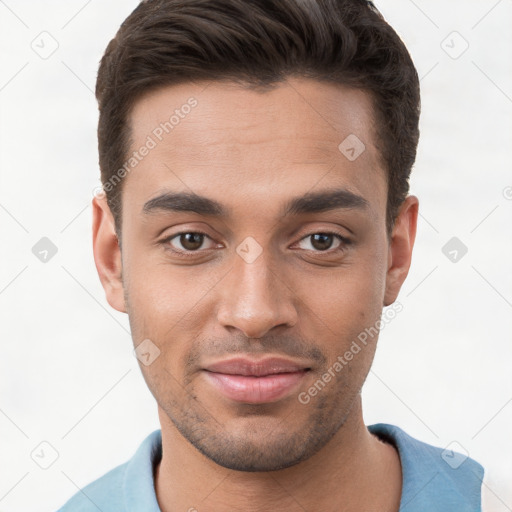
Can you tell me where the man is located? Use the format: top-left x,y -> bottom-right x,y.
57,0 -> 484,510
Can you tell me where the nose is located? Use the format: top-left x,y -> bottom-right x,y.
216,244 -> 298,339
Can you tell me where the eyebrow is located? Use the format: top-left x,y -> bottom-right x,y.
142,188 -> 370,218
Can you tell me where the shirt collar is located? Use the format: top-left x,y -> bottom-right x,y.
123,424 -> 484,512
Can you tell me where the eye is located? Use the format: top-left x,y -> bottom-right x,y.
160,230 -> 351,257
163,231 -> 217,253
296,232 -> 351,252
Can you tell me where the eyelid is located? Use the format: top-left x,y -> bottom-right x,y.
293,230 -> 352,252
161,230 -> 218,253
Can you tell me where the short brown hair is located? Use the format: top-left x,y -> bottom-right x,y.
96,0 -> 420,239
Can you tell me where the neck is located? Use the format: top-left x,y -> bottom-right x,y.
155,397 -> 402,512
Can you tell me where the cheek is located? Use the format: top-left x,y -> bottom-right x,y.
123,258 -> 223,369
306,254 -> 385,320
124,242 -> 217,320
126,276 -> 204,350
300,255 -> 387,366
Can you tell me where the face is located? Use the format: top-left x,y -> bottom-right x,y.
93,77 -> 417,472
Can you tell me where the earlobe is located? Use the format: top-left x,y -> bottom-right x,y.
92,195 -> 127,313
383,195 -> 419,307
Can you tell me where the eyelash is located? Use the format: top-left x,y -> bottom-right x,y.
160,230 -> 352,258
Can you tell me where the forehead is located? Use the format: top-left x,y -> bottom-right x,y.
124,77 -> 387,220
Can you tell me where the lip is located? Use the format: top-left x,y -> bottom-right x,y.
202,357 -> 311,404
204,357 -> 311,376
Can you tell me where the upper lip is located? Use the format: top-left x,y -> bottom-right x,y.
203,357 -> 311,377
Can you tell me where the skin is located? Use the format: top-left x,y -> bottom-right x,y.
92,77 -> 418,512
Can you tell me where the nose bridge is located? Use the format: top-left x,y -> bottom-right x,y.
217,238 -> 297,338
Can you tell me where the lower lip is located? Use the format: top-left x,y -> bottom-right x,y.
203,370 -> 309,404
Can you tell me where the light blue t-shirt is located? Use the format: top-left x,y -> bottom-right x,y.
56,423 -> 484,511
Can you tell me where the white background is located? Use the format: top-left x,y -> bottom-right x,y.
0,1 -> 511,511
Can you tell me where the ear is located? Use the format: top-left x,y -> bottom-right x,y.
383,195 -> 419,307
92,195 -> 126,313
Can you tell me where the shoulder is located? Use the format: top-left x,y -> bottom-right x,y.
368,423 -> 485,512
56,462 -> 128,512
56,430 -> 162,512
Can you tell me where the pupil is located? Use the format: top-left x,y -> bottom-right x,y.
311,233 -> 333,251
181,233 -> 203,250
178,233 -> 334,252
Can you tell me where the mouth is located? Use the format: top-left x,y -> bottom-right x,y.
202,357 -> 312,404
